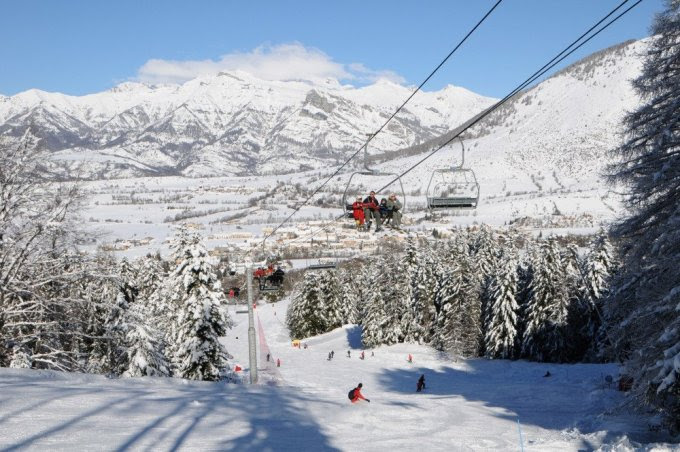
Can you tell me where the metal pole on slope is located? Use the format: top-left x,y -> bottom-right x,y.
517,418 -> 525,452
246,264 -> 258,384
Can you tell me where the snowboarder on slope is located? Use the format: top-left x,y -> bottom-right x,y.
407,353 -> 413,363
350,383 -> 370,403
277,358 -> 281,367
417,374 -> 426,392
360,351 -> 365,360
347,350 -> 351,358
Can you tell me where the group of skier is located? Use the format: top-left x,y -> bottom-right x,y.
351,191 -> 403,232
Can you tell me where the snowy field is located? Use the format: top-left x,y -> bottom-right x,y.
0,297 -> 674,451
78,155 -> 620,261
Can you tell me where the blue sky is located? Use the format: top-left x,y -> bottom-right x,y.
0,0 -> 663,98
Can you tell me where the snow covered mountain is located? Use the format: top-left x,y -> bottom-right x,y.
369,38 -> 647,203
0,72 -> 494,179
0,38 -> 647,184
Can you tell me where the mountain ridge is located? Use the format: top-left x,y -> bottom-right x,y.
0,39 -> 647,182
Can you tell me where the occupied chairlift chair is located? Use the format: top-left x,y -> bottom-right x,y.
256,266 -> 285,291
253,253 -> 285,291
426,138 -> 480,210
341,134 -> 406,218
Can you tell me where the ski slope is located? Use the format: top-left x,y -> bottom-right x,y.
0,297 -> 673,451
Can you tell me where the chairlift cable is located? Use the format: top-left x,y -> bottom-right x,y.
257,0 -> 505,253
270,0 -> 643,251
375,0 -> 642,195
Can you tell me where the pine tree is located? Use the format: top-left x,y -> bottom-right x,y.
136,254 -> 168,316
324,270 -> 345,330
286,272 -> 327,339
456,256 -> 484,357
338,267 -> 360,324
122,303 -> 170,377
604,0 -> 680,430
168,231 -> 231,381
431,260 -> 464,353
485,251 -> 520,359
362,283 -> 387,348
9,346 -> 32,369
360,259 -> 393,347
521,238 -> 572,362
377,257 -> 404,345
412,248 -> 438,343
583,232 -> 616,303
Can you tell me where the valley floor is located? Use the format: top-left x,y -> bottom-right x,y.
0,297 -> 675,451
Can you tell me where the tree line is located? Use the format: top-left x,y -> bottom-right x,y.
287,228 -> 615,363
0,139 -> 232,381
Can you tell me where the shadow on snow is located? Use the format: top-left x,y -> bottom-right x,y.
0,370 -> 340,451
374,358 -> 673,447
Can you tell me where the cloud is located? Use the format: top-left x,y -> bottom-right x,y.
135,43 -> 405,86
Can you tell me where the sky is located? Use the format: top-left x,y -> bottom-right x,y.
0,0 -> 664,98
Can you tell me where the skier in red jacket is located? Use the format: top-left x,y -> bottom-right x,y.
352,197 -> 365,230
350,383 -> 370,403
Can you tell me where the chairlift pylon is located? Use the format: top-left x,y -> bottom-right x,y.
341,134 -> 406,217
426,137 -> 480,210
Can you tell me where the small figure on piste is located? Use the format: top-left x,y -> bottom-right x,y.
348,383 -> 370,404
416,374 -> 426,392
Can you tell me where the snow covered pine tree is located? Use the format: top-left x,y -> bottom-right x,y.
605,0 -> 680,432
485,251 -> 521,359
168,229 -> 232,381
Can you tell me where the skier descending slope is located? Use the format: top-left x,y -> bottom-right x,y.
348,383 -> 370,404
417,374 -> 426,392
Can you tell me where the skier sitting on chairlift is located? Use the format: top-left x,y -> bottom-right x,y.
269,267 -> 285,286
363,191 -> 383,232
379,198 -> 389,221
352,197 -> 365,230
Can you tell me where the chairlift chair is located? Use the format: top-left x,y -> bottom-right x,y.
256,265 -> 285,291
426,138 -> 480,210
307,258 -> 337,270
341,136 -> 406,217
307,235 -> 338,270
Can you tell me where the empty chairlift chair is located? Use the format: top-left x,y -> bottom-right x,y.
307,258 -> 337,270
426,138 -> 479,210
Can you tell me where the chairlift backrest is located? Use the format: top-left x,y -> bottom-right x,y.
425,138 -> 480,210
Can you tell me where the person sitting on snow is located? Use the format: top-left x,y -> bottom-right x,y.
349,383 -> 370,403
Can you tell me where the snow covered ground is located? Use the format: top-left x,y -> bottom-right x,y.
0,296 -> 674,451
